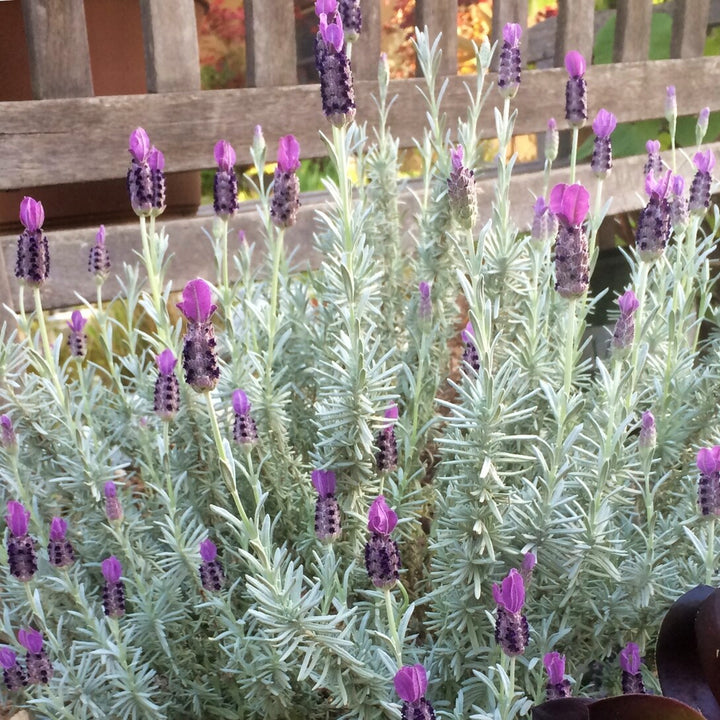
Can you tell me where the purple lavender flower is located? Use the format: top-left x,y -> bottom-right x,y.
6,500 -> 36,582
643,139 -> 663,180
66,310 -> 88,358
462,322 -> 480,372
312,469 -> 342,542
270,135 -> 302,228
104,481 -> 123,523
591,109 -> 617,179
564,51 -> 587,128
0,647 -> 27,691
127,127 -> 153,216
199,539 -> 225,592
1,415 -> 17,451
520,552 -> 536,584
18,629 -> 52,685
338,0 -> 361,42
148,146 -> 166,215
493,568 -> 529,656
418,282 -> 432,323
213,140 -> 239,220
375,404 -> 399,473
611,289 -> 639,354
689,150 -> 715,215
636,171 -> 672,262
670,174 -> 689,233
232,389 -> 258,445
639,410 -> 656,455
697,446 -> 720,516
102,556 -> 126,618
530,197 -> 558,249
698,107 -> 710,144
619,642 -> 645,694
395,664 -> 436,720
316,12 -> 356,127
47,517 -> 75,569
549,183 -> 590,299
545,118 -> 559,162
16,196 -> 50,287
497,23 -> 522,99
365,496 -> 400,588
177,279 -> 220,393
665,86 -> 677,125
544,652 -> 572,700
447,145 -> 477,230
153,349 -> 180,421
88,225 -> 111,280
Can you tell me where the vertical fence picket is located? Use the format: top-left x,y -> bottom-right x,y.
352,0 -> 382,81
490,0 -> 529,69
245,0 -> 298,87
671,0 -> 710,58
415,0 -> 458,75
139,0 -> 201,92
554,0 -> 595,66
614,0 -> 653,62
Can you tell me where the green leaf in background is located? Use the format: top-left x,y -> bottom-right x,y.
593,11 -> 673,64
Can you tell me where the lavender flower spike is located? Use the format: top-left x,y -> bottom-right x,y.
148,146 -> 166,216
549,183 -> 590,299
395,664 -> 436,720
611,289 -> 639,354
312,469 -> 341,542
365,495 -> 401,588
0,415 -> 17,451
375,404 -> 399,473
418,281 -> 432,323
102,555 -> 126,618
643,139 -> 663,180
16,196 -> 50,287
271,135 -> 302,228
232,389 -> 258,445
213,140 -> 239,220
462,321 -> 480,372
564,51 -> 587,127
0,647 -> 27,691
6,500 -> 37,582
199,539 -> 225,591
545,118 -> 559,162
665,85 -> 677,125
89,225 -> 111,279
154,349 -> 180,421
18,629 -> 52,685
493,568 -> 529,656
338,0 -> 362,43
697,107 -> 710,145
316,13 -> 356,126
670,174 -> 689,233
689,150 -> 715,215
497,23 -> 522,99
636,170 -> 672,262
47,517 -> 75,568
104,480 -> 124,523
530,197 -> 558,249
127,127 -> 153,216
639,410 -> 656,455
544,652 -> 572,700
67,310 -> 88,358
591,109 -> 617,179
697,446 -> 720,516
447,145 -> 477,230
619,642 -> 646,694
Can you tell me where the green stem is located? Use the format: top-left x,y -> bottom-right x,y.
563,299 -> 577,398
569,126 -> 579,184
33,287 -> 64,400
384,586 -> 402,664
707,518 -> 715,586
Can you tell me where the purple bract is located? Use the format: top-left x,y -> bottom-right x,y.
492,568 -> 525,614
693,149 -> 716,174
564,50 -> 586,78
67,310 -> 87,334
6,500 -> 29,537
697,446 -> 720,476
502,22 -> 522,47
200,539 -> 218,563
394,664 -> 427,703
19,196 -> 45,233
277,135 -> 301,173
232,389 -> 251,415
645,170 -> 672,199
49,517 -> 67,542
311,469 -> 337,496
214,140 -> 236,172
0,647 -> 16,669
592,108 -> 617,139
176,278 -> 217,324
618,290 -> 639,315
549,183 -> 590,227
367,495 -> 397,534
156,349 -> 177,375
129,127 -> 151,163
544,652 -> 565,685
18,628 -> 43,654
101,556 -> 123,583
315,0 -> 338,15
619,642 -> 641,675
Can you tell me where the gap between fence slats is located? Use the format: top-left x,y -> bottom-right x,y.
3,141 -> 719,314
139,0 -> 201,92
415,0 -> 458,75
351,0 -> 382,81
490,0 -> 529,70
671,0 -> 711,58
554,0 -> 595,66
20,0 -> 94,99
614,0 -> 652,63
245,0 -> 298,87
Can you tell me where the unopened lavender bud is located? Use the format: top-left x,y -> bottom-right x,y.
619,642 -> 646,694
591,109 -> 617,179
530,197 -> 558,249
462,322 -> 480,372
497,23 -> 522,99
643,139 -> 663,180
270,135 -> 302,228
418,281 -> 432,323
549,183 -> 590,299
0,415 -> 17,452
312,469 -> 341,542
378,52 -> 389,88
688,150 -> 715,215
564,51 -> 587,128
101,556 -> 126,618
199,539 -> 225,592
338,0 -> 361,42
232,389 -> 258,445
493,569 -> 529,656
154,349 -> 180,421
665,86 -> 677,125
611,290 -> 639,354
47,517 -> 75,568
127,128 -> 153,216
18,629 -> 52,685
0,647 -> 27,691
639,411 -> 656,456
447,145 -> 477,229
395,664 -> 436,720
16,196 -> 50,287
544,652 -> 572,700
670,174 -> 689,233
6,500 -> 37,582
148,146 -> 166,216
697,446 -> 720,517
545,118 -> 559,162
636,171 -> 672,262
213,140 -> 239,220
89,225 -> 111,280
364,496 -> 401,588
104,481 -> 123,523
66,310 -> 88,358
520,552 -> 536,583
375,404 -> 399,473
317,16 -> 356,127
697,107 -> 710,146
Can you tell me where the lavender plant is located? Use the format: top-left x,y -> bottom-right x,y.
2,24 -> 720,720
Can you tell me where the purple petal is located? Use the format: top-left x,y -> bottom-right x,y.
497,568 -> 525,613
49,517 -> 67,541
521,552 -> 536,574
129,127 -> 151,163
232,389 -> 251,415
148,147 -> 165,172
549,183 -> 590,227
311,469 -> 337,496
67,310 -> 87,333
104,481 -> 117,499
492,582 -> 503,606
592,108 -> 617,139
315,0 -> 338,16
450,144 -> 464,172
6,500 -> 29,536
96,225 -> 106,247
671,174 -> 685,196
0,647 -> 17,669
619,642 -> 641,674
699,107 -> 711,126
419,281 -> 431,300
19,196 -> 45,232
101,556 -> 123,583
17,628 -> 43,654
176,278 -> 217,323
502,22 -> 522,47
384,403 -> 399,421
461,321 -> 475,344
646,139 -> 661,154
641,410 -> 655,433
320,15 -> 344,52
200,538 -> 217,562
548,117 -> 557,132
214,140 -> 237,172
694,150 -> 716,174
564,50 -> 586,78
277,135 -> 301,173
367,495 -> 398,534
618,289 -> 639,315
645,169 -> 671,199
394,664 -> 427,703
543,652 -> 565,685
156,348 -> 177,375
698,447 -> 719,476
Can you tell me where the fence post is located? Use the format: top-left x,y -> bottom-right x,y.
352,0 -> 382,81
415,0 -> 458,75
491,0 -> 529,70
671,0 -> 710,58
554,0 -> 595,66
245,0 -> 298,87
614,0 -> 653,62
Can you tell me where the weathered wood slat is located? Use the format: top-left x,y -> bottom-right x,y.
614,0 -> 653,63
4,142 -> 718,313
491,0 -> 529,70
415,0 -> 458,76
20,0 -> 93,99
139,0 -> 201,92
352,0 -> 382,81
245,0 -> 297,87
554,0 -> 595,66
1,56 -> 719,191
671,0 -> 711,58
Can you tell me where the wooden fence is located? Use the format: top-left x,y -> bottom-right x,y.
0,0 -> 719,314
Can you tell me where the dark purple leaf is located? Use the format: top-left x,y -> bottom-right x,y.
696,588 -> 720,707
657,584 -> 720,720
532,698 -> 593,720
589,695 -> 705,720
